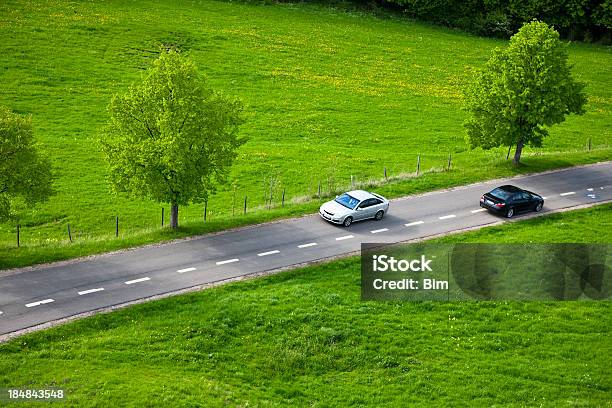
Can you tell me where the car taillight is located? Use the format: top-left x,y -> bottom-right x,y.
480,195 -> 484,201
495,203 -> 505,207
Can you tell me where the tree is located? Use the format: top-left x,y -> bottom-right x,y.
0,106 -> 53,221
464,21 -> 586,166
101,50 -> 245,229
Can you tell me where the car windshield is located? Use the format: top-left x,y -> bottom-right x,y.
334,193 -> 360,209
490,188 -> 512,200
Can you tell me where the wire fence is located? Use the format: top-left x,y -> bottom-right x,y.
5,138 -> 603,248
6,153 -> 451,248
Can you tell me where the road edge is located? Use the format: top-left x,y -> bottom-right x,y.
2,160 -> 609,277
1,199 -> 609,343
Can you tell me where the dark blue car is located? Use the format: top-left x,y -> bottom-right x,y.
480,185 -> 544,218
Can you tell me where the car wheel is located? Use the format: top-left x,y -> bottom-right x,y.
343,217 -> 353,227
375,210 -> 384,221
506,208 -> 514,218
535,202 -> 543,212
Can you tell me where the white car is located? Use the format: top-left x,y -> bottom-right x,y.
319,190 -> 389,227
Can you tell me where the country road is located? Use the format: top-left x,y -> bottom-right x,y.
1,162 -> 610,338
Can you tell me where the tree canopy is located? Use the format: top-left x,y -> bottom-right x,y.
382,0 -> 611,41
0,106 -> 53,222
101,50 -> 246,228
464,21 -> 587,165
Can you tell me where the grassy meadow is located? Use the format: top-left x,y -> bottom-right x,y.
1,203 -> 610,406
0,0 -> 611,269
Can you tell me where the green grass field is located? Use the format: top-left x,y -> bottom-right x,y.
1,0 -> 611,269
1,204 -> 610,406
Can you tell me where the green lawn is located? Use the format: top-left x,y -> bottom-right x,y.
1,204 -> 610,406
1,0 -> 611,269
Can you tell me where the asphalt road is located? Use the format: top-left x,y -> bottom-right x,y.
0,162 -> 610,338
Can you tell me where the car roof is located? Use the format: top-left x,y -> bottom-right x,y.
345,190 -> 375,201
496,185 -> 522,193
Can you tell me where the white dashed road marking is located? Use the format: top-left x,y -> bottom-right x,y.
177,267 -> 196,274
439,214 -> 456,220
336,235 -> 354,241
370,228 -> 388,234
560,192 -> 575,196
258,250 -> 280,257
405,221 -> 424,227
25,299 -> 54,308
587,188 -> 594,192
125,277 -> 150,285
216,258 -> 239,266
298,242 -> 317,248
78,288 -> 104,296
471,209 -> 487,213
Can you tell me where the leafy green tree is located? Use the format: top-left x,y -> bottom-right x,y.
0,106 -> 53,221
464,21 -> 586,166
593,0 -> 612,30
101,50 -> 245,229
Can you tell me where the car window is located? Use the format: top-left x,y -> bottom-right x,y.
335,194 -> 360,210
359,199 -> 373,208
372,199 -> 383,205
513,193 -> 529,201
490,188 -> 511,200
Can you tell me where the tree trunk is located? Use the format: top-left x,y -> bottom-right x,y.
513,139 -> 524,166
170,203 -> 179,229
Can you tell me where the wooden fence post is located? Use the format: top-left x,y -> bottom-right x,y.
232,187 -> 236,216
115,217 -> 119,237
68,224 -> 72,243
416,154 -> 421,175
